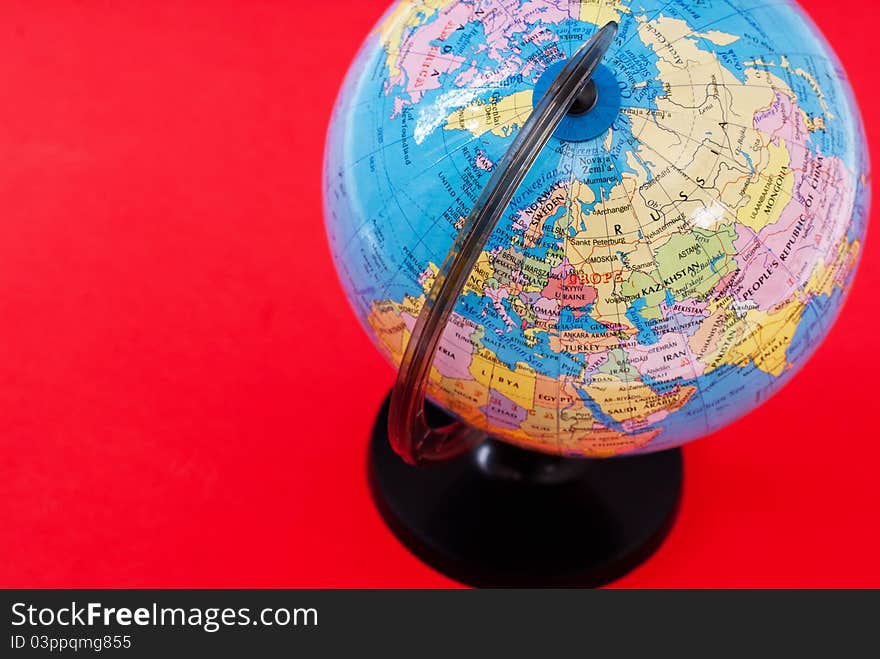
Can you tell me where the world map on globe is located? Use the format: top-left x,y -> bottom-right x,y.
324,0 -> 870,457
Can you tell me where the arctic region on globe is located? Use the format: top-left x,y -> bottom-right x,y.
324,0 -> 870,457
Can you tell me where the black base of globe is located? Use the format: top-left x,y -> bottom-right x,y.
368,393 -> 683,588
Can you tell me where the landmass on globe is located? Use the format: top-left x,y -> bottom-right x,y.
324,0 -> 870,457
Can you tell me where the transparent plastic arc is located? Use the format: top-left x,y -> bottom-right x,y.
387,22 -> 619,466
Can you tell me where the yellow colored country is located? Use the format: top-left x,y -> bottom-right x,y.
805,237 -> 860,297
710,298 -> 805,377
433,376 -> 490,428
578,0 -> 631,25
367,300 -> 406,363
444,91 -> 533,138
585,373 -> 695,423
464,251 -> 494,296
469,350 -> 537,411
736,141 -> 795,233
419,262 -> 439,295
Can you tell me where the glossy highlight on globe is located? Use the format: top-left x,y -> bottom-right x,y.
324,0 -> 870,458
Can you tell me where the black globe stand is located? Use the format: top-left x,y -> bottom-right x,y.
369,394 -> 683,588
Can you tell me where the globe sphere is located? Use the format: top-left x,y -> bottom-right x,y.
324,0 -> 870,457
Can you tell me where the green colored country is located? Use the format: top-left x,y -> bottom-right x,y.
622,225 -> 738,318
598,348 -> 641,383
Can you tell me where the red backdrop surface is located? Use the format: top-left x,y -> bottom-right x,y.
0,1 -> 877,588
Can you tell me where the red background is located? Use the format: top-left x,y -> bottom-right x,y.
0,0 -> 877,588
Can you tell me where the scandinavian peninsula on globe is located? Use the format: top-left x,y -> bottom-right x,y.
323,0 -> 870,457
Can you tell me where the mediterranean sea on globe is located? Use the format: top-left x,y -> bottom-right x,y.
323,0 -> 870,458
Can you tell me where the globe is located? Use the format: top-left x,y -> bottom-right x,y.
324,0 -> 870,459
